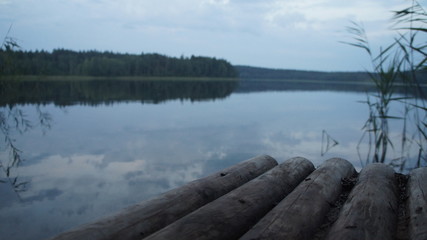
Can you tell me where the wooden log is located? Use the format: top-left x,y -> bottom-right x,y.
48,155 -> 278,240
407,167 -> 427,240
325,163 -> 398,240
144,157 -> 315,240
240,157 -> 356,240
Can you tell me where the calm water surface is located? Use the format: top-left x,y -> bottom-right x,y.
0,80 -> 424,240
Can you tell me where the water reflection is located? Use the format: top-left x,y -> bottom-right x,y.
0,78 -> 238,199
0,105 -> 52,198
0,78 -> 238,106
0,79 -> 425,240
236,79 -> 378,93
321,130 -> 339,156
236,78 -> 427,96
356,93 -> 427,171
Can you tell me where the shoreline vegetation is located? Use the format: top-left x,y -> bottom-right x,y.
1,39 -> 426,88
1,65 -> 426,87
235,65 -> 427,85
1,47 -> 425,85
1,63 -> 426,106
0,49 -> 237,78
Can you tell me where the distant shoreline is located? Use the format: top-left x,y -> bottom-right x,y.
235,65 -> 427,85
1,63 -> 426,88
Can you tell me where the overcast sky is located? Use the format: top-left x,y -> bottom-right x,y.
0,0 -> 418,71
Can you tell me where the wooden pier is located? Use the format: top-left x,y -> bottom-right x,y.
49,155 -> 427,240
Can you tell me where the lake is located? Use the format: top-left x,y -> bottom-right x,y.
0,78 -> 425,240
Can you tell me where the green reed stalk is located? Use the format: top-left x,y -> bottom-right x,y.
344,0 -> 426,168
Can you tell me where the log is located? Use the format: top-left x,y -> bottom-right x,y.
48,155 -> 278,240
240,157 -> 356,240
407,167 -> 427,240
144,157 -> 315,240
325,163 -> 398,240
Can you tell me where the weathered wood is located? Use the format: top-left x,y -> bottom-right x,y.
325,163 -> 398,240
144,157 -> 315,240
407,167 -> 427,240
48,155 -> 278,240
240,157 -> 356,240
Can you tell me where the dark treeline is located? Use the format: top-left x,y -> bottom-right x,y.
0,79 -> 238,106
0,49 -> 237,77
235,65 -> 371,82
235,65 -> 427,83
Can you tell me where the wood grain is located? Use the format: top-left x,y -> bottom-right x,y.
144,157 -> 315,240
240,158 -> 356,240
325,163 -> 397,240
407,167 -> 427,240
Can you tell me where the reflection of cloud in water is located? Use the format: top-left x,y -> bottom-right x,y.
0,117 -> 268,240
19,153 -> 207,197
260,129 -> 366,169
0,153 -> 206,240
260,123 -> 422,172
6,91 -> 415,240
23,188 -> 63,203
262,130 -> 322,164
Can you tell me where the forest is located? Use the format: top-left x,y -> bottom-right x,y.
235,65 -> 369,81
0,49 -> 237,78
235,65 -> 427,83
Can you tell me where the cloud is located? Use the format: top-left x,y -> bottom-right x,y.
0,0 -> 414,70
265,0 -> 404,32
0,0 -> 11,5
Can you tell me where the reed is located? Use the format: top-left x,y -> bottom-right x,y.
345,0 -> 426,169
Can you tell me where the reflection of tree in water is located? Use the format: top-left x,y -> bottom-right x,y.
0,79 -> 236,197
0,105 -> 52,197
0,79 -> 238,106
